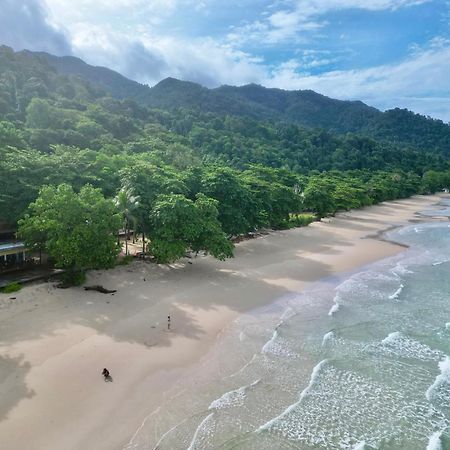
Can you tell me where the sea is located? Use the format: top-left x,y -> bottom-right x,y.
125,198 -> 450,450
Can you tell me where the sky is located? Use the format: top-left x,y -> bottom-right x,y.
1,0 -> 450,121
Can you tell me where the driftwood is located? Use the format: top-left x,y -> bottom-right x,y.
84,285 -> 117,294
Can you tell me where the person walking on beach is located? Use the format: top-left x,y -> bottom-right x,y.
102,368 -> 110,380
167,315 -> 171,331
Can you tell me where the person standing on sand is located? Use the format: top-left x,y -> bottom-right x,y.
167,315 -> 171,331
102,368 -> 110,380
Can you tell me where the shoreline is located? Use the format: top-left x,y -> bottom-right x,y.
0,194 -> 447,450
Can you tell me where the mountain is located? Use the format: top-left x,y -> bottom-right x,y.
34,51 -> 151,101
35,51 -> 382,133
34,49 -> 450,152
1,45 -> 450,157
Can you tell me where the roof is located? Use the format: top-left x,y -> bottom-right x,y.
0,242 -> 27,257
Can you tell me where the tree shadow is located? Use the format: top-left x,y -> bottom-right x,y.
0,354 -> 35,421
0,213 -> 399,419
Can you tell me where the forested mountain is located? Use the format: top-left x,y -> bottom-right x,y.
27,46 -> 450,155
35,51 -> 149,101
1,43 -> 450,277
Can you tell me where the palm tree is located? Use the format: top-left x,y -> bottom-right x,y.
114,187 -> 139,256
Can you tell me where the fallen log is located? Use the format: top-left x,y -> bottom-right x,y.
84,285 -> 117,294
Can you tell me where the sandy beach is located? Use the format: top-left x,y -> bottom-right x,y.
0,194 -> 445,450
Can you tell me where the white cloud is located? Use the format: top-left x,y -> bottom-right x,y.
62,23 -> 265,87
0,0 -> 71,55
229,0 -> 432,45
264,39 -> 450,121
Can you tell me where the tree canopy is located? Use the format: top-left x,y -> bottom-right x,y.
18,184 -> 121,283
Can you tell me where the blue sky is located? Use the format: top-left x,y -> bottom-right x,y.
1,0 -> 450,120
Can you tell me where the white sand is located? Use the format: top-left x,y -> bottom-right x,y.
0,194 -> 445,450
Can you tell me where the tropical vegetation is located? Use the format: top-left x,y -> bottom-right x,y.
1,45 -> 450,283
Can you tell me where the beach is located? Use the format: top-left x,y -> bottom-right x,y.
0,194 -> 445,450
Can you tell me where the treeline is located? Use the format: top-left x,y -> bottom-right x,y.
1,46 -> 450,284
16,159 -> 450,283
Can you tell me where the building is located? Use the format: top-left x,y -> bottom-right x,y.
0,242 -> 28,271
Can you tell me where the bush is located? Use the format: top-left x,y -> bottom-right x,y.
62,270 -> 86,286
288,213 -> 317,228
1,282 -> 22,293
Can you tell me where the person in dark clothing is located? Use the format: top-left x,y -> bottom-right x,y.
167,315 -> 171,331
102,368 -> 110,380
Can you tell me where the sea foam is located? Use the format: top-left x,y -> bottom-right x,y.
261,329 -> 279,354
208,379 -> 260,410
388,284 -> 404,300
186,413 -> 214,450
377,332 -> 443,362
257,359 -> 328,432
426,430 -> 443,450
353,442 -> 366,450
381,331 -> 402,344
426,356 -> 450,402
328,294 -> 341,316
321,331 -> 335,347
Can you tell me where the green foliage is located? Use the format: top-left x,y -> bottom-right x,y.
288,213 -> 316,228
149,193 -> 233,263
2,45 -> 450,268
303,177 -> 337,218
199,166 -> 258,236
1,282 -> 22,293
62,270 -> 86,286
18,184 -> 121,284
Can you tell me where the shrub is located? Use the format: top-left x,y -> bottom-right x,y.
1,282 -> 22,293
288,213 -> 317,228
62,270 -> 86,286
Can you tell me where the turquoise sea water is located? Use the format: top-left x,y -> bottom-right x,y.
126,199 -> 450,450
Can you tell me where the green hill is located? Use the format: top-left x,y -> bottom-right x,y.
30,48 -> 450,155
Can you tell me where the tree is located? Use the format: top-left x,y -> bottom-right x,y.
200,166 -> 258,236
114,187 -> 139,255
25,98 -> 54,129
303,177 -> 336,218
149,193 -> 233,263
18,184 -> 121,284
120,161 -> 187,256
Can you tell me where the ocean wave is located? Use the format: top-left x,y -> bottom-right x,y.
322,331 -> 335,347
426,430 -> 443,450
426,357 -> 450,402
381,331 -> 402,344
391,262 -> 413,276
261,327 -> 297,358
280,306 -> 296,321
352,442 -> 366,450
388,284 -> 404,300
208,379 -> 260,410
187,413 -> 214,450
371,332 -> 444,361
261,329 -> 279,354
328,294 -> 341,316
257,359 -> 328,432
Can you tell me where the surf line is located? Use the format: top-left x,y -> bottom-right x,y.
256,359 -> 328,432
